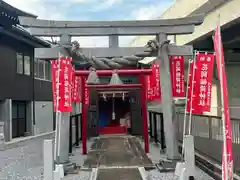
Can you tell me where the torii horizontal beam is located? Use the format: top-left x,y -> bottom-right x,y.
76,69 -> 152,76
35,44 -> 193,59
24,25 -> 195,36
18,14 -> 204,36
86,84 -> 142,89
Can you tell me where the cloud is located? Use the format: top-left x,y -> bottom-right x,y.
90,0 -> 122,12
131,1 -> 172,20
6,0 -> 67,20
70,0 -> 88,2
5,0 -> 173,47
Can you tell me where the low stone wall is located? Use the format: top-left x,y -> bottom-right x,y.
0,131 -> 55,179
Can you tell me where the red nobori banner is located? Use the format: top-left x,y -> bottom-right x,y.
170,56 -> 185,97
186,52 -> 214,114
186,61 -> 197,113
58,56 -> 73,112
51,56 -> 73,112
186,60 -> 203,114
83,77 -> 89,105
51,60 -> 58,112
71,67 -> 81,103
194,53 -> 214,112
213,26 -> 233,180
151,62 -> 161,101
71,67 -> 75,101
146,75 -> 153,101
72,76 -> 81,102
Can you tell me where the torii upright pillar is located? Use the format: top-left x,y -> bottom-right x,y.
157,34 -> 180,160
55,34 -> 72,167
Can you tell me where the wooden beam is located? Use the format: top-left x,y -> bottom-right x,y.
86,84 -> 142,88
35,46 -> 153,59
27,25 -> 195,36
19,14 -> 204,28
75,69 -> 152,76
35,45 -> 193,59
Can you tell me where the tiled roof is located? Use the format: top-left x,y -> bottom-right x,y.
0,0 -> 37,18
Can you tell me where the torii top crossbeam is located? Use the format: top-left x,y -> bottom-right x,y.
19,14 -> 204,36
18,14 -> 204,69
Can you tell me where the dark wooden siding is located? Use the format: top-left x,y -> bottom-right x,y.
34,79 -> 52,101
0,33 -> 52,101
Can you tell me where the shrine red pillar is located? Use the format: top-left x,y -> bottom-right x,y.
81,77 -> 87,155
140,75 -> 149,153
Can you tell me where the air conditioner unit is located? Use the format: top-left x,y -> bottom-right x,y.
173,97 -> 186,105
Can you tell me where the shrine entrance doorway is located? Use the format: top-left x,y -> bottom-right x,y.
98,90 -> 131,135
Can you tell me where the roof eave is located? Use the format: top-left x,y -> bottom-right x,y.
0,0 -> 37,18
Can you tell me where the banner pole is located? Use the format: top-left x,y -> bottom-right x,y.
188,51 -> 197,135
217,24 -> 229,180
53,61 -> 58,164
181,59 -> 192,157
56,53 -> 62,164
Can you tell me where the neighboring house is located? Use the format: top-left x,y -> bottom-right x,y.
0,1 -> 54,141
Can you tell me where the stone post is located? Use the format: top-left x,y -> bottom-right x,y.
157,34 -> 180,160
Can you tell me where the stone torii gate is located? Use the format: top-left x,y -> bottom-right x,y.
18,14 -> 204,165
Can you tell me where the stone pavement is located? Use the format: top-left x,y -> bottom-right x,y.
84,135 -> 153,168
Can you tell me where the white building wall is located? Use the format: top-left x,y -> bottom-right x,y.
176,0 -> 240,45
0,99 -> 12,141
130,0 -> 209,47
160,0 -> 208,19
34,101 -> 53,135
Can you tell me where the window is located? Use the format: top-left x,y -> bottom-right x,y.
16,53 -> 23,74
12,101 -> 27,138
123,79 -> 133,84
45,61 -> 51,80
34,58 -> 38,77
34,59 -> 51,81
24,55 -> 31,75
16,53 -> 31,75
38,60 -> 45,79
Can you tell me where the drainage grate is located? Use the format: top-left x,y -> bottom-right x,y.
96,168 -> 143,180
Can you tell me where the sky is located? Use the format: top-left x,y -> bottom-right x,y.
6,0 -> 174,47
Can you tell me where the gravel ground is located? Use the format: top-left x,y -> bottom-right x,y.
137,137 -> 214,180
147,168 -> 214,180
0,140 -> 93,180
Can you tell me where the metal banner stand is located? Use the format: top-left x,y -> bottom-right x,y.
53,54 -> 64,178
181,59 -> 192,156
175,53 -> 197,179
